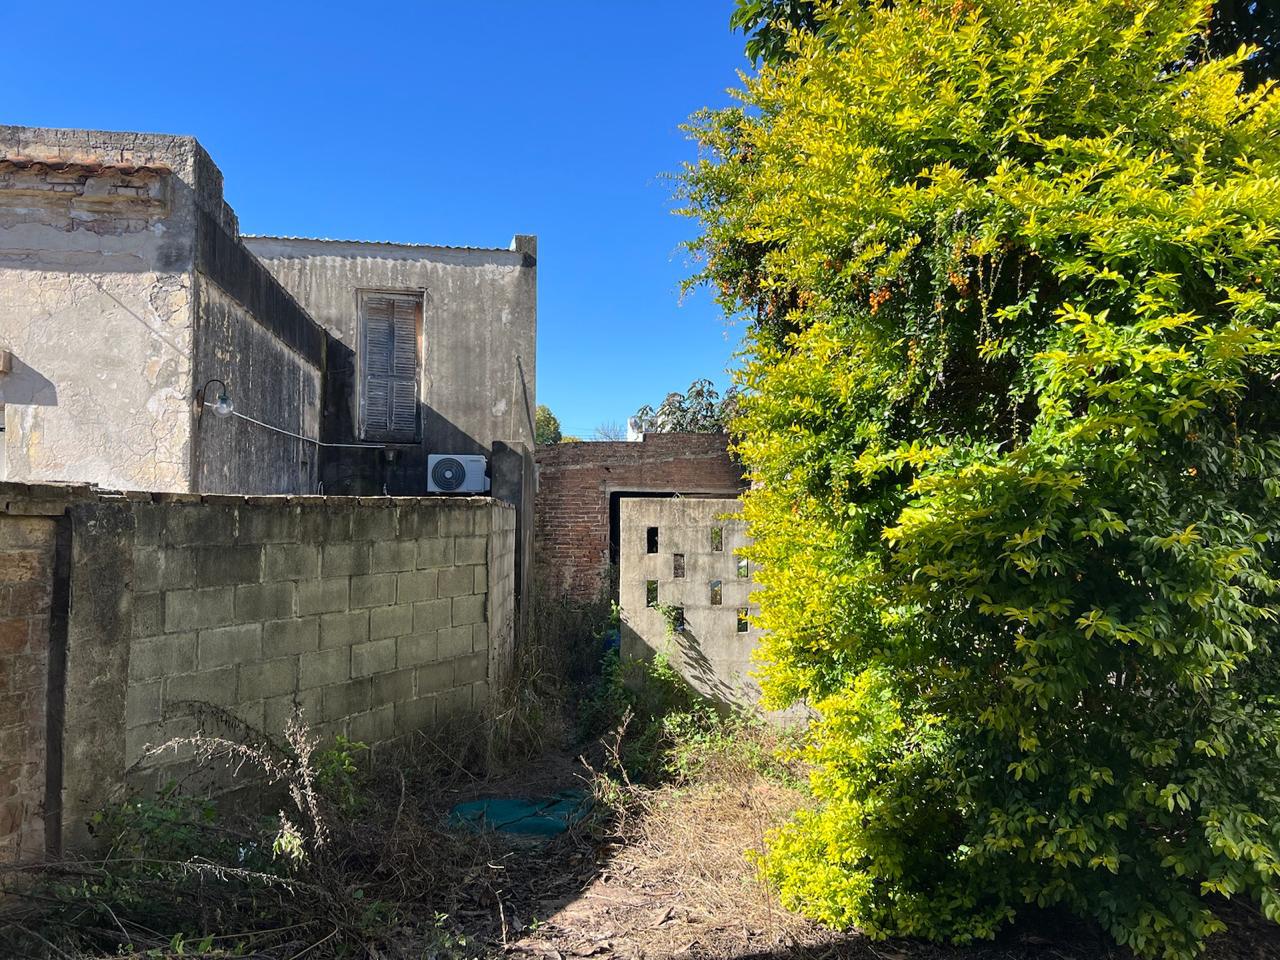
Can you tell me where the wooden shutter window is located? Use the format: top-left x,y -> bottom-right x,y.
360,295 -> 420,442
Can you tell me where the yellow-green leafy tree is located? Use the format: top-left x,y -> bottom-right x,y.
680,1 -> 1280,956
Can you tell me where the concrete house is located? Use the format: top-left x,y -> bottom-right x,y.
0,125 -> 535,593
243,234 -> 537,498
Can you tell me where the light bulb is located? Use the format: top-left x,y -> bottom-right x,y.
212,392 -> 234,417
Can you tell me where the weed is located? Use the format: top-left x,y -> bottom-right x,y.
2,708 -> 457,958
313,734 -> 369,814
581,640 -> 801,789
652,601 -> 683,637
485,593 -> 618,770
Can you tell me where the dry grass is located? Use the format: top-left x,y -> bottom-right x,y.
502,726 -> 1280,960
500,722 -> 823,960
9,712 -> 1279,960
604,771 -> 813,956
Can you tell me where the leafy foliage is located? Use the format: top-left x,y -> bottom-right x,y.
653,601 -> 685,637
583,645 -> 786,785
1208,0 -> 1279,88
731,0 -> 826,64
683,1 -> 1280,956
535,403 -> 563,445
732,0 -> 1278,86
314,734 -> 369,814
633,377 -> 740,434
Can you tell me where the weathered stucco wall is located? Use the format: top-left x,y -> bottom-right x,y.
191,208 -> 327,495
619,497 -> 765,709
0,127 -> 204,491
245,234 -> 538,624
0,481 -> 517,860
242,235 -> 537,491
192,274 -> 323,494
0,127 -> 333,498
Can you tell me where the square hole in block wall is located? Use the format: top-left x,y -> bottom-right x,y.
646,527 -> 659,553
672,606 -> 685,631
710,580 -> 722,605
711,527 -> 723,552
737,557 -> 749,578
736,608 -> 750,633
646,580 -> 659,607
673,553 -> 685,578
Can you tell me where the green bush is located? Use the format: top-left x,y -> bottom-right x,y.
680,1 -> 1280,956
582,646 -> 789,784
582,647 -> 704,779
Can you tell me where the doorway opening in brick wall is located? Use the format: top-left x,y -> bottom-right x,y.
609,496 -> 747,601
608,490 -> 738,600
607,492 -> 679,597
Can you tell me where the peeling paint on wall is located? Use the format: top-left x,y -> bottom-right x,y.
0,268 -> 195,491
0,127 -> 329,497
0,130 -> 201,492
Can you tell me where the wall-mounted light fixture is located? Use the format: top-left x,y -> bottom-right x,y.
191,378 -> 387,454
195,378 -> 234,420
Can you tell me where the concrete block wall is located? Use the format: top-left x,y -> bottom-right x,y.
0,482 -> 517,860
124,496 -> 505,791
0,512 -> 57,862
533,434 -> 747,602
485,506 -> 517,693
619,497 -> 765,709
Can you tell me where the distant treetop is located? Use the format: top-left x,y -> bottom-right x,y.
632,378 -> 739,434
534,404 -> 562,445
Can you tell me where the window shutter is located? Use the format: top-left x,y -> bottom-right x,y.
360,295 -> 419,441
392,299 -> 417,377
388,300 -> 419,437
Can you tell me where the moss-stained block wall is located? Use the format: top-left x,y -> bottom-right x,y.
124,496 -> 508,794
0,512 -> 57,862
0,483 -> 516,858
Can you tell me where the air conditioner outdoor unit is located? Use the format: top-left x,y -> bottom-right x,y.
427,454 -> 490,494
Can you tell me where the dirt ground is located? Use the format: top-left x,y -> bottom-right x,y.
429,755 -> 1280,960
4,726 -> 1277,960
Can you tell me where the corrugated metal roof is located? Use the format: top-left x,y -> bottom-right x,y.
243,234 -> 516,253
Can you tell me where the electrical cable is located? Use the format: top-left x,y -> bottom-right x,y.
204,402 -> 390,450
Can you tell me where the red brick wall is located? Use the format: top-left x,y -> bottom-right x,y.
534,434 -> 747,601
0,514 -> 56,862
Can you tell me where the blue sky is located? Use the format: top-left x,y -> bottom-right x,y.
6,2 -> 751,439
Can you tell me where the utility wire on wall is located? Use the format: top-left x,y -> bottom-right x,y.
204,402 -> 390,450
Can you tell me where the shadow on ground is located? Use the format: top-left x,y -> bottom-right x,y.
456,755 -> 1279,960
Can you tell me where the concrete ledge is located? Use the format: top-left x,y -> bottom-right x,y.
0,481 -> 515,513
